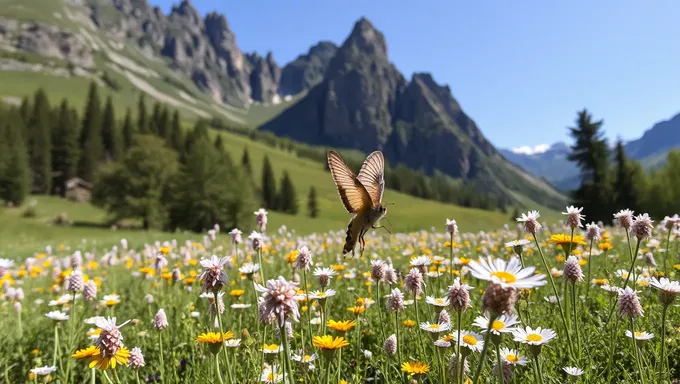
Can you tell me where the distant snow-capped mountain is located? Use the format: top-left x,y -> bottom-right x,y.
501,112 -> 680,191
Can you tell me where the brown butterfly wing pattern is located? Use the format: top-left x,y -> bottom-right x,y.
356,151 -> 385,206
327,151 -> 373,214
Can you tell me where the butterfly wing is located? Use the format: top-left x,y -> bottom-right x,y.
327,151 -> 373,214
357,151 -> 385,205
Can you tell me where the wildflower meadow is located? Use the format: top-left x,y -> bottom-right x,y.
2,207 -> 680,383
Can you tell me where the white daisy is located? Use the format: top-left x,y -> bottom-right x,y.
291,352 -> 317,364
499,347 -> 528,366
563,366 -> 584,376
512,326 -> 556,345
468,256 -> 547,289
505,239 -> 530,248
419,321 -> 452,333
239,263 -> 260,275
261,364 -> 284,383
231,303 -> 252,309
309,289 -> 336,300
457,331 -> 484,352
472,313 -> 519,335
313,267 -> 337,278
225,339 -> 242,347
625,330 -> 654,341
30,366 -> 56,376
409,256 -> 432,268
425,296 -> 450,307
84,316 -> 106,325
45,311 -> 69,321
649,277 -> 680,294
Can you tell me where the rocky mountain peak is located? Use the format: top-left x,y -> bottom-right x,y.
343,17 -> 388,59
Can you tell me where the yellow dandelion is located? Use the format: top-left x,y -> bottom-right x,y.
403,319 -> 416,328
229,289 -> 245,297
312,335 -> 349,350
195,332 -> 234,344
72,346 -> 130,370
347,306 -> 366,315
326,320 -> 356,333
401,361 -> 430,375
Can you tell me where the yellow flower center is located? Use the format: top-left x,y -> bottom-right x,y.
526,333 -> 543,342
428,324 -> 440,330
463,335 -> 477,346
491,320 -> 505,331
303,355 -> 312,362
435,299 -> 444,304
506,354 -> 519,363
635,332 -> 643,338
317,292 -> 326,297
490,271 -> 517,283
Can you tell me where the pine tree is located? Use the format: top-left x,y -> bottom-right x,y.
159,106 -> 170,140
169,110 -> 183,151
149,102 -> 162,135
19,96 -> 31,124
168,136 -> 254,232
121,108 -> 135,150
51,100 -> 80,196
101,96 -> 121,161
261,155 -> 277,209
241,148 -> 252,173
307,186 -> 318,218
277,171 -> 298,214
613,139 -> 641,212
137,94 -> 148,134
0,110 -> 30,205
567,109 -> 613,222
28,89 -> 52,193
214,135 -> 225,152
78,82 -> 104,182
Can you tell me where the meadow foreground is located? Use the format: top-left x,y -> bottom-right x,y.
1,208 -> 679,383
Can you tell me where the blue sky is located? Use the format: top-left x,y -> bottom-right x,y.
151,0 -> 680,149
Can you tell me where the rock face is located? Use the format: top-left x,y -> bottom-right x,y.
14,22 -> 94,68
261,18 -> 563,204
246,52 -> 281,103
279,41 -> 337,96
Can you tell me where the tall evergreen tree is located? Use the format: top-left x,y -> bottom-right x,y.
51,100 -> 80,196
277,171 -> 298,214
307,186 -> 318,218
78,82 -> 104,182
169,110 -> 183,151
121,108 -> 135,150
567,109 -> 612,222
214,135 -> 225,153
101,96 -> 121,161
149,102 -> 162,135
137,94 -> 148,134
613,139 -> 640,212
241,148 -> 252,174
261,155 -> 277,209
19,96 -> 31,124
168,136 -> 254,232
0,110 -> 30,205
28,89 -> 52,193
158,106 -> 170,140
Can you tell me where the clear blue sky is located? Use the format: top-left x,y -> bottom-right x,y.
151,0 -> 680,149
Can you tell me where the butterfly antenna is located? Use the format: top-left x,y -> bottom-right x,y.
385,202 -> 396,206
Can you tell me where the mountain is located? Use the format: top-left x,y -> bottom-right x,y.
0,1 -> 565,208
499,142 -> 578,190
261,18 -> 565,208
501,112 -> 680,190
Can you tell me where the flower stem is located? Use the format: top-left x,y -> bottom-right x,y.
395,312 -> 401,367
257,249 -> 266,283
302,269 -> 313,349
414,295 -> 426,358
112,369 -> 122,384
134,371 -> 141,384
280,323 -> 296,384
570,284 -> 581,359
495,343 -> 504,384
585,238 -> 594,300
158,331 -> 165,383
630,319 -> 645,384
534,356 -> 544,384
214,354 -> 225,384
622,238 -> 641,289
659,304 -> 668,382
214,291 -> 231,384
450,232 -> 455,283
471,316 -> 494,384
52,325 -> 59,367
375,281 -> 386,342
91,368 -> 96,384
456,310 -> 463,384
102,371 -> 115,384
664,229 -> 672,276
532,235 -> 575,358
606,316 -> 620,384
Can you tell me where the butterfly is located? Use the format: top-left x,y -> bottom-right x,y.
327,150 -> 391,258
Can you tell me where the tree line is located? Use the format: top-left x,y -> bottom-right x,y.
567,108 -> 680,222
210,118 -> 509,212
0,82 -> 318,231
